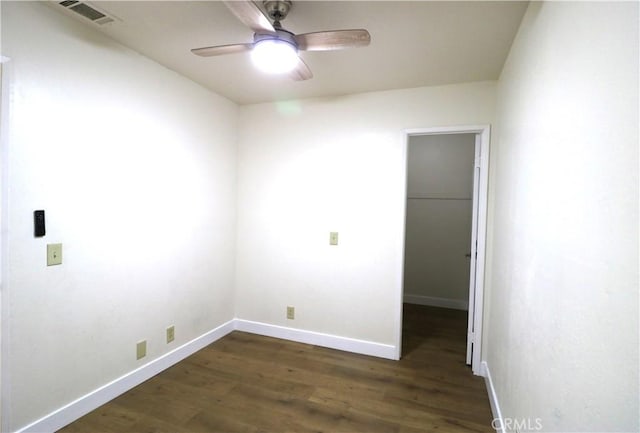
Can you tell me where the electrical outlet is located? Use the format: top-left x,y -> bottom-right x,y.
47,243 -> 63,266
329,232 -> 339,246
166,325 -> 175,343
287,306 -> 295,320
136,340 -> 147,360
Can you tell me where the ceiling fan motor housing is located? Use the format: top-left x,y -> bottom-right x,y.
254,27 -> 297,50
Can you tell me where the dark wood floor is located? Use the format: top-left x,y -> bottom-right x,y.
59,304 -> 493,432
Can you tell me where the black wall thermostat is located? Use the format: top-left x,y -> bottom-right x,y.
34,210 -> 46,237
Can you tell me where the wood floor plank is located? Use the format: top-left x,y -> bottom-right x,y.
183,409 -> 258,433
62,401 -> 142,433
310,385 -> 488,433
59,304 -> 493,432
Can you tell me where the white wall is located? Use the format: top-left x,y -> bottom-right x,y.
404,134 -> 475,308
0,2 -> 5,430
236,82 -> 495,349
407,134 -> 475,200
485,2 -> 639,431
1,2 -> 238,431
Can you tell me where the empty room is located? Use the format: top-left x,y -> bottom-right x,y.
0,1 -> 637,432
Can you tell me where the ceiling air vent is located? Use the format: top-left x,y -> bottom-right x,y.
57,1 -> 116,25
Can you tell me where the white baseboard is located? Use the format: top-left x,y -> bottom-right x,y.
18,320 -> 236,433
404,294 -> 468,311
18,318 -> 398,432
482,361 -> 503,433
234,319 -> 398,360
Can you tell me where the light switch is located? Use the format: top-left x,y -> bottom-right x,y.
329,232 -> 339,246
47,243 -> 62,266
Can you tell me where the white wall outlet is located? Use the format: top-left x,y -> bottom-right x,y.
136,340 -> 147,360
46,243 -> 62,266
329,232 -> 339,246
287,306 -> 295,320
166,325 -> 175,343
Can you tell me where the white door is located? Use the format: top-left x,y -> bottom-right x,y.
466,135 -> 481,365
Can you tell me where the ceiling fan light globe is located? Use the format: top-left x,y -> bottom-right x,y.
251,39 -> 298,74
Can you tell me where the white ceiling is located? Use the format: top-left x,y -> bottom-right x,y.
59,1 -> 528,105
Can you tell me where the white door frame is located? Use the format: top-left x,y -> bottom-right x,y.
396,125 -> 490,376
0,54 -> 13,431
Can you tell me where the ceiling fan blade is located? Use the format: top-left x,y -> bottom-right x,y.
191,43 -> 253,57
289,57 -> 313,81
295,29 -> 371,52
223,1 -> 275,34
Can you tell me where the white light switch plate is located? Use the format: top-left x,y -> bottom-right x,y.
47,243 -> 62,266
329,232 -> 339,246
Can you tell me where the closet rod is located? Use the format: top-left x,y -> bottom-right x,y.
407,197 -> 471,201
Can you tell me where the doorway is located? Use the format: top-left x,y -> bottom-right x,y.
397,126 -> 489,376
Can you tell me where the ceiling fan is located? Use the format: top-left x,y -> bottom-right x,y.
191,0 -> 371,81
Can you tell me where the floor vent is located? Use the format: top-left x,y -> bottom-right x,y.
57,1 -> 116,25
